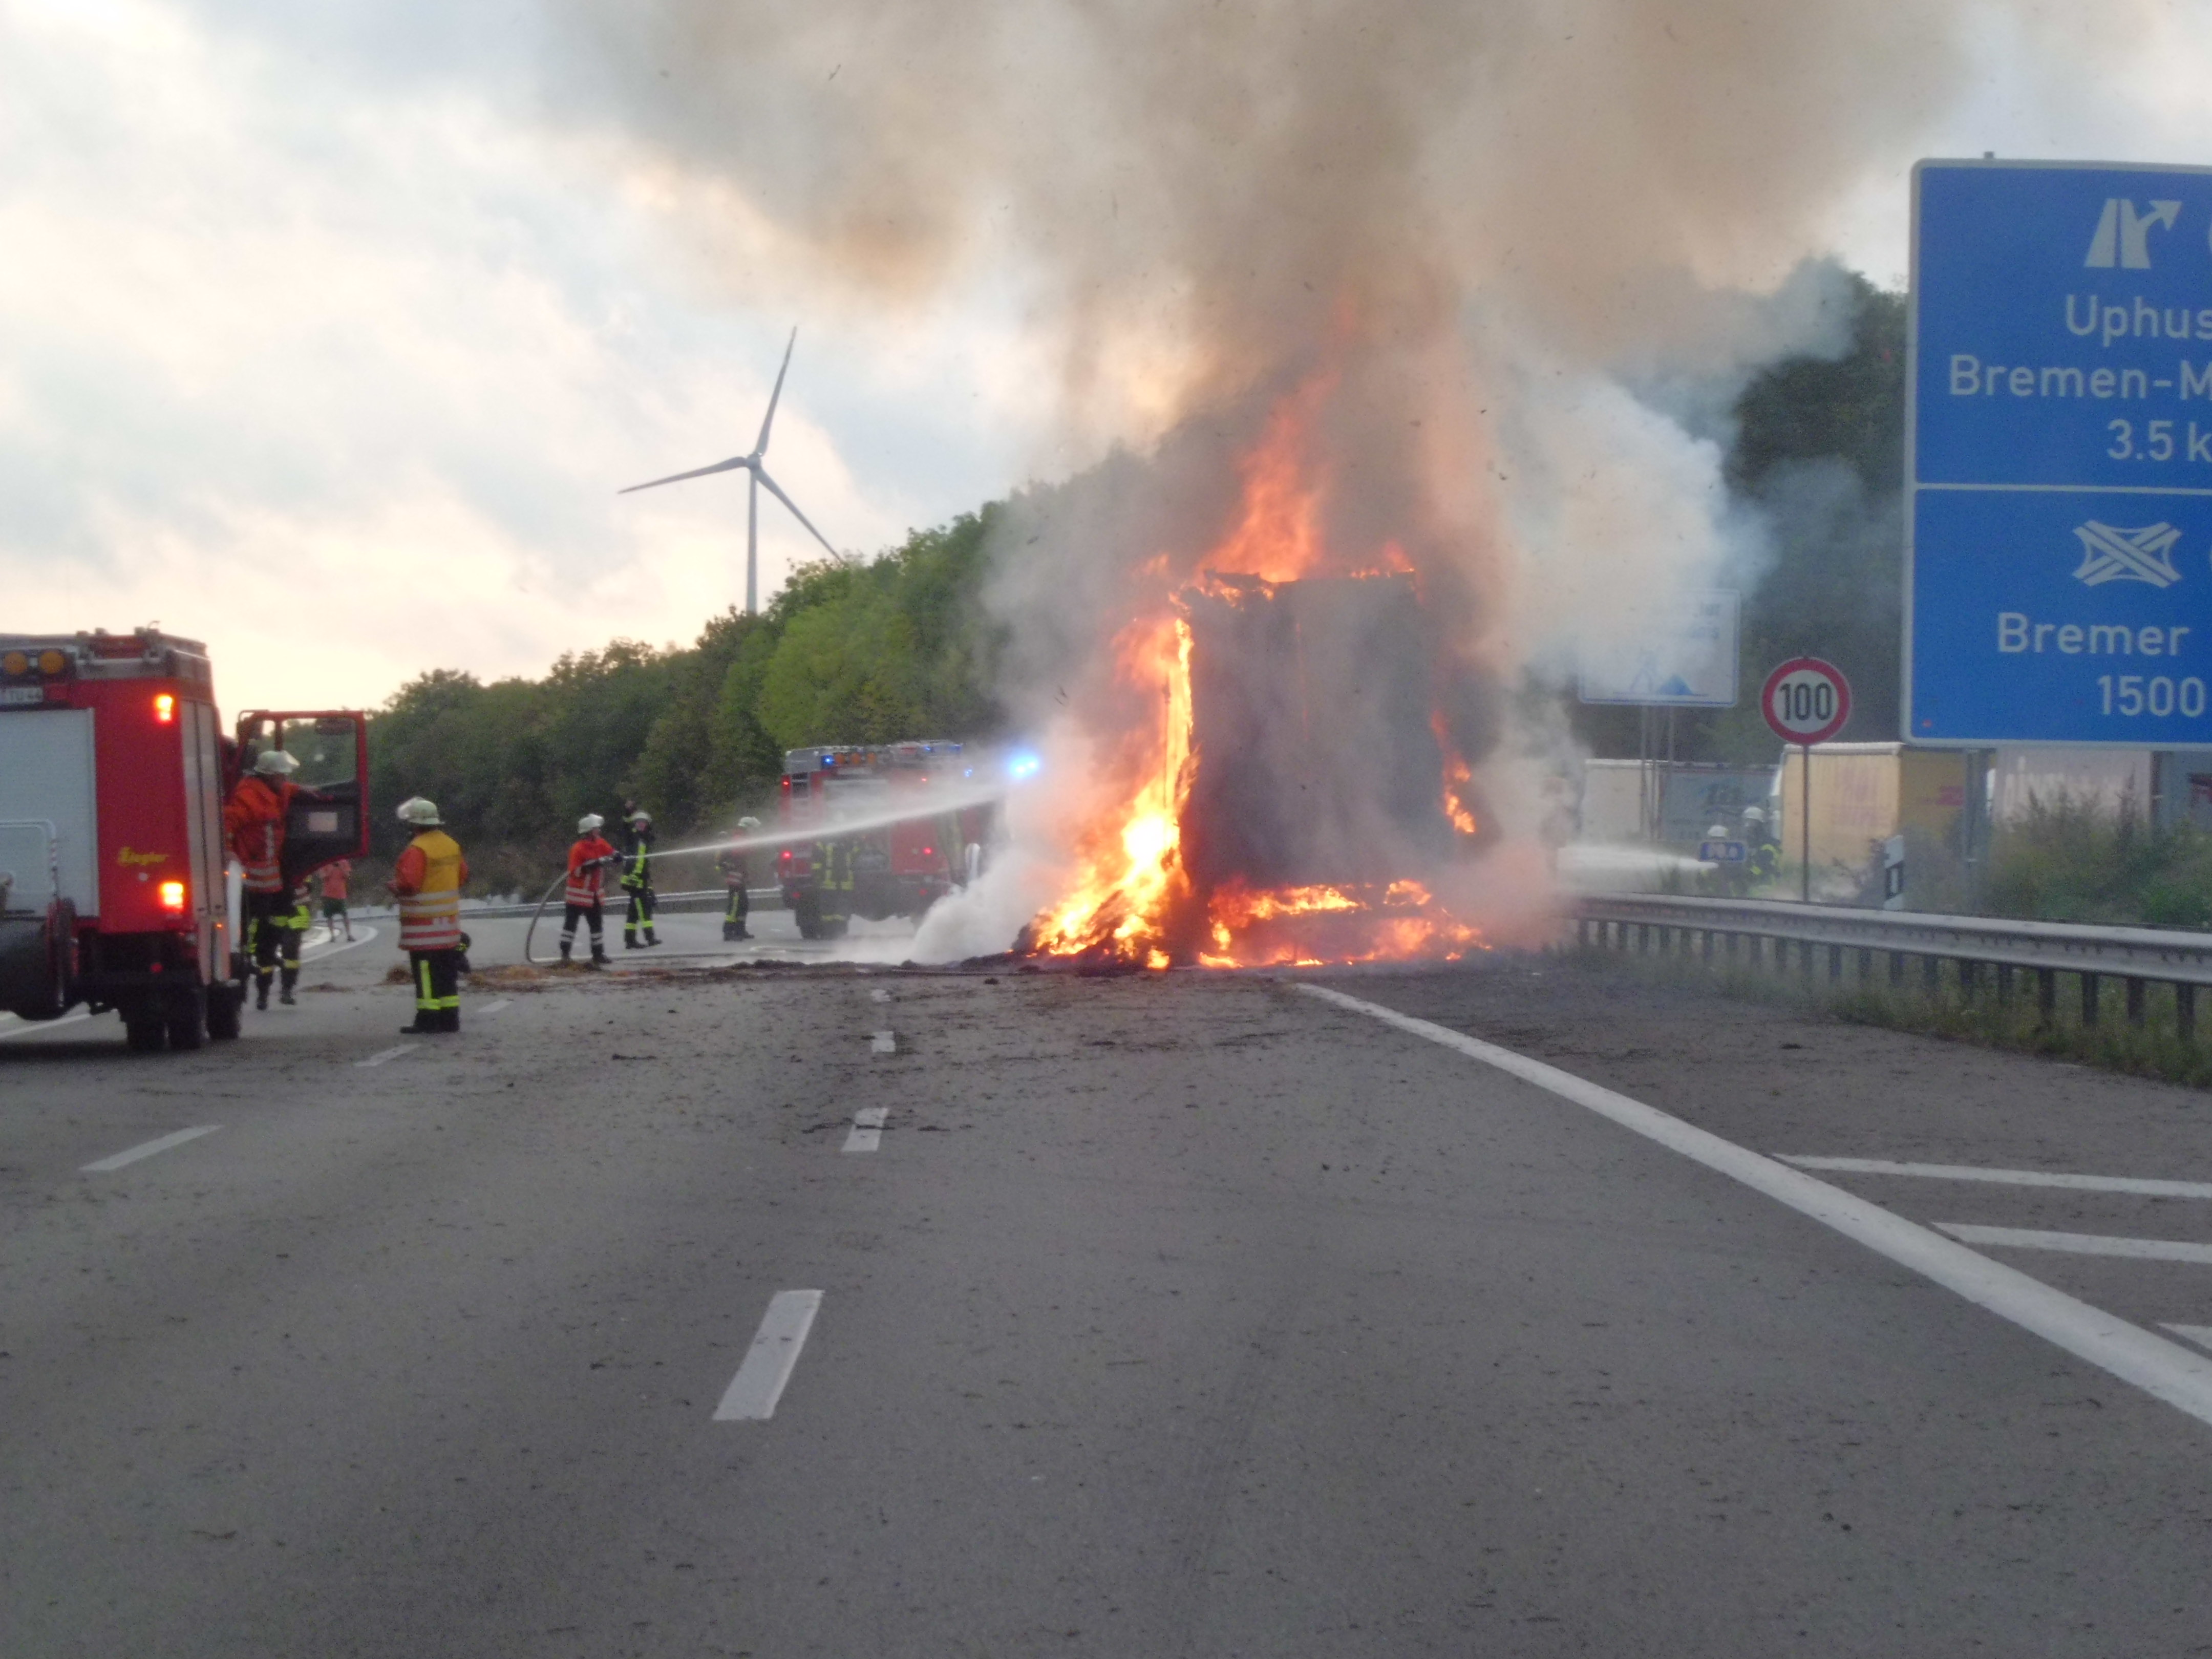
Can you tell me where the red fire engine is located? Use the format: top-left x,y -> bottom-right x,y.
776,741 -> 997,938
0,629 -> 368,1052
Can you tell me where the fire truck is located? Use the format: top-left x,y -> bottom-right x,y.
0,629 -> 369,1052
776,741 -> 997,938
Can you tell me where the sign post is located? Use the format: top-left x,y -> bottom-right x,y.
1909,159 -> 2212,745
1761,657 -> 1853,901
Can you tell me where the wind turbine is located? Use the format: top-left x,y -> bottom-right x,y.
619,328 -> 839,614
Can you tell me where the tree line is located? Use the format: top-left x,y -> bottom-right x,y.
364,507 -> 1005,890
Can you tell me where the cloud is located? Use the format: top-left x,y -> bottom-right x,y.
0,0 -> 1033,712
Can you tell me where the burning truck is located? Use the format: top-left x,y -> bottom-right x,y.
1025,567 -> 1492,969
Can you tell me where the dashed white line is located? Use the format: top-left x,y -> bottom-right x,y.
869,1030 -> 896,1054
1298,983 -> 2212,1432
714,1290 -> 823,1421
82,1125 -> 220,1173
868,988 -> 891,1003
1782,1156 -> 2212,1201
844,1105 -> 888,1153
1936,1223 -> 2212,1265
355,1044 -> 416,1069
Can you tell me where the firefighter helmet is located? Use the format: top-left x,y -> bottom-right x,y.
577,813 -> 604,835
1742,805 -> 1767,825
396,796 -> 442,827
737,816 -> 761,832
252,748 -> 298,777
628,810 -> 652,825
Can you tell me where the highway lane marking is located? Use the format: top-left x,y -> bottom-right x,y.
1299,984 -> 2212,1433
714,1290 -> 823,1421
870,1030 -> 896,1054
1781,1156 -> 2212,1200
2165,1325 -> 2212,1353
477,998 -> 512,1016
869,988 -> 891,1003
0,1010 -> 94,1042
303,924 -> 378,962
843,1106 -> 888,1153
82,1125 -> 219,1173
1937,1223 -> 2212,1265
355,1044 -> 416,1069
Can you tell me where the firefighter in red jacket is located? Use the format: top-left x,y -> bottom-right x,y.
561,813 -> 618,967
391,796 -> 467,1034
223,748 -> 297,1012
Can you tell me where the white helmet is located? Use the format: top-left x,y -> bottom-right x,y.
1742,805 -> 1767,824
252,749 -> 298,777
577,813 -> 604,835
628,809 -> 652,826
396,796 -> 442,827
1707,823 -> 1730,840
737,816 -> 761,832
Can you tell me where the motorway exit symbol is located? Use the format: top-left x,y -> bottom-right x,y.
1762,657 -> 1852,747
1909,159 -> 2212,746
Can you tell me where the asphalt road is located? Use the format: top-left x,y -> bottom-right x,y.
4,923 -> 2211,1655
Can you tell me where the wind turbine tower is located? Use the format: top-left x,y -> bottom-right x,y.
620,328 -> 839,615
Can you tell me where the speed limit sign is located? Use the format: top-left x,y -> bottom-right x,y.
1761,657 -> 1852,747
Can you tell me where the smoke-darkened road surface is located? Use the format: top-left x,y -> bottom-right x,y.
4,925 -> 2209,1656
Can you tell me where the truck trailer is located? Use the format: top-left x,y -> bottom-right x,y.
0,629 -> 367,1052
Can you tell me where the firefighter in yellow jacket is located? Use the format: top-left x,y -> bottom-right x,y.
390,797 -> 467,1034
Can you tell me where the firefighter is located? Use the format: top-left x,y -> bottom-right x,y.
1743,804 -> 1781,884
619,809 -> 660,949
717,817 -> 761,941
391,796 -> 467,1034
224,748 -> 298,1012
813,835 -> 854,935
272,881 -> 312,1004
561,813 -> 618,966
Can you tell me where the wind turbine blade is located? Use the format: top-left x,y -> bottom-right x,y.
747,470 -> 759,616
617,456 -> 749,494
753,465 -> 839,558
753,327 -> 797,458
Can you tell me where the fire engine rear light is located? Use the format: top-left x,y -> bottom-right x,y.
1,651 -> 25,675
37,649 -> 65,675
153,693 -> 175,723
158,880 -> 187,912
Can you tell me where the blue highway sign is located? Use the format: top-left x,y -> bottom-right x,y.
1910,159 -> 2212,745
1699,839 -> 1748,865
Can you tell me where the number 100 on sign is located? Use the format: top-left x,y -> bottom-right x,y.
1761,657 -> 1852,746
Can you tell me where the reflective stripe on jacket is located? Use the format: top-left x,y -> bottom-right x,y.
619,841 -> 652,893
565,835 -> 616,907
224,776 -> 293,894
393,829 -> 467,950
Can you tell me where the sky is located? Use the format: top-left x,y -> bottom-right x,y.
6,0 -> 2212,716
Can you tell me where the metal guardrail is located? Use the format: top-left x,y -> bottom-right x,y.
357,888 -> 782,923
1571,892 -> 2212,1033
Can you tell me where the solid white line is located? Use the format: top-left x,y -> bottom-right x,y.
0,1009 -> 94,1043
303,924 -> 377,963
869,1030 -> 896,1054
1781,1156 -> 2212,1200
1937,1223 -> 2212,1265
843,1105 -> 888,1153
355,1044 -> 415,1069
477,998 -> 512,1016
714,1290 -> 823,1421
868,988 -> 891,1003
2165,1325 -> 2212,1354
82,1125 -> 219,1173
1297,983 -> 2212,1431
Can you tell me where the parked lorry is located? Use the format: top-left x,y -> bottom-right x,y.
775,741 -> 996,938
0,628 -> 367,1051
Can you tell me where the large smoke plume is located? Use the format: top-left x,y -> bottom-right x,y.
551,0 -> 2132,956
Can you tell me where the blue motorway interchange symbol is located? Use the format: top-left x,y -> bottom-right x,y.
1910,160 -> 2212,743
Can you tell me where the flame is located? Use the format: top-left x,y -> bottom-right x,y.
1024,372 -> 1489,971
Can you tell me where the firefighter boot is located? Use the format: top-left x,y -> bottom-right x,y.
254,972 -> 271,1012
590,943 -> 609,968
279,967 -> 297,1006
559,940 -> 572,964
